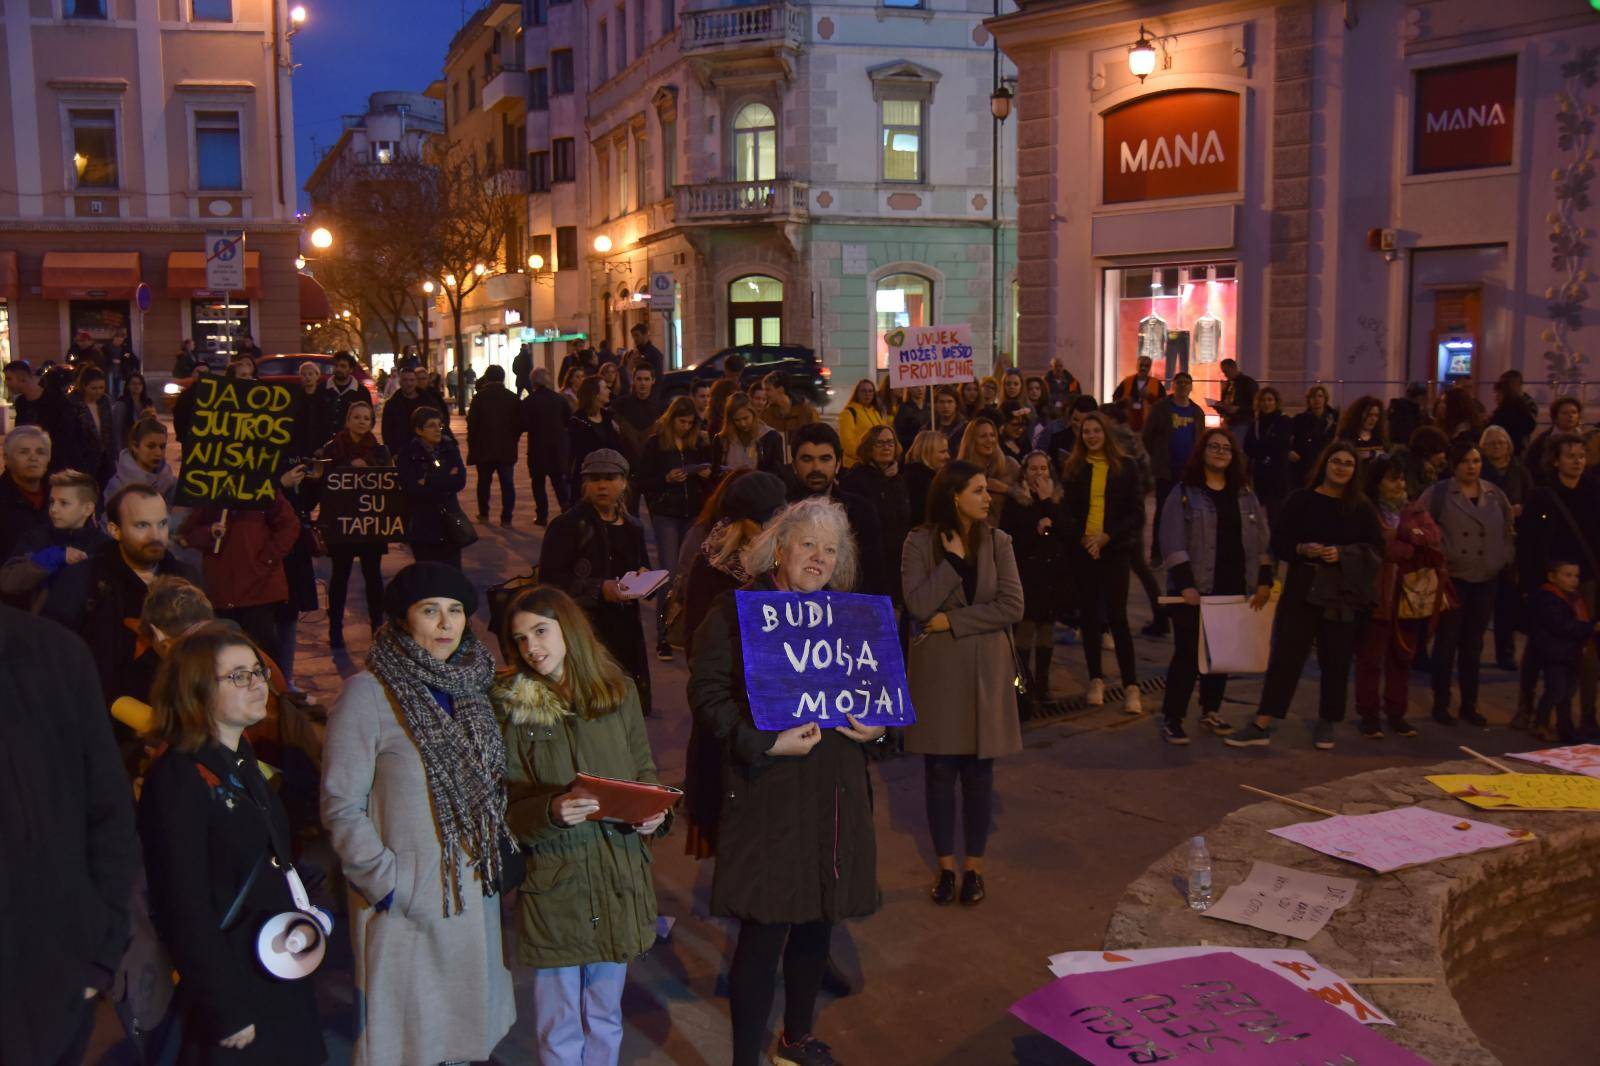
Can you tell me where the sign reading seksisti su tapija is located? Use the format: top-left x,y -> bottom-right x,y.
176,374 -> 293,507
736,591 -> 917,730
318,467 -> 412,545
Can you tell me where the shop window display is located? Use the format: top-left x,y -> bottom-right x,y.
1102,262 -> 1236,399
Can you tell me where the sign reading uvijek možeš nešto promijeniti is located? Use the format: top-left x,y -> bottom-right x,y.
884,324 -> 974,389
735,591 -> 917,730
176,374 -> 293,507
317,467 -> 412,545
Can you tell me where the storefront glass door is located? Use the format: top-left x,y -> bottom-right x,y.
1101,263 -> 1237,400
729,274 -> 783,346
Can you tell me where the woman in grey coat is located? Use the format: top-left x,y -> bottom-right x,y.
902,460 -> 1025,908
1420,440 -> 1516,727
322,563 -> 516,1066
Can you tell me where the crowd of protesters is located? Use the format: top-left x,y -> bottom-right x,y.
6,324 -> 1600,1066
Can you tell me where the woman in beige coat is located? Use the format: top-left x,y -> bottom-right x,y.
322,563 -> 516,1066
902,460 -> 1025,908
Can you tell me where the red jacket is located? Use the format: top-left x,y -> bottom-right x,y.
180,493 -> 301,609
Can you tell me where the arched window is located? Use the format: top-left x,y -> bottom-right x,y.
874,273 -> 932,368
729,274 -> 783,346
732,103 -> 776,182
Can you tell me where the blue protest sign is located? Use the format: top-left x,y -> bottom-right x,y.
735,590 -> 917,730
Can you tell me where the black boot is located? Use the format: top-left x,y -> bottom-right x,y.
1033,647 -> 1054,707
328,620 -> 345,649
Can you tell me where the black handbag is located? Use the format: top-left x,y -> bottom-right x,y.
443,507 -> 480,549
485,569 -> 541,636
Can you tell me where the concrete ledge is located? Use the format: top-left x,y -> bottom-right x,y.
1102,760 -> 1600,1065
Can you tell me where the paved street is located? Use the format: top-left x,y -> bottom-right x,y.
84,418 -> 1576,1064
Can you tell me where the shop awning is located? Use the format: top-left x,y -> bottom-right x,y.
298,272 -> 332,322
40,251 -> 141,300
0,251 -> 17,302
165,250 -> 261,297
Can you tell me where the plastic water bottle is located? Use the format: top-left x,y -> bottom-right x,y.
1186,836 -> 1213,911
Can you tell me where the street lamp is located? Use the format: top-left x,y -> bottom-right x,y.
290,5 -> 307,28
474,262 -> 487,277
528,253 -> 545,272
419,280 -> 434,368
989,85 -> 1013,122
444,273 -> 457,287
593,234 -> 613,254
310,226 -> 333,249
422,279 -> 435,294
1128,25 -> 1157,82
294,254 -> 307,270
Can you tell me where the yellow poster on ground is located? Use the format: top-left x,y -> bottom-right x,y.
1426,772 -> 1600,811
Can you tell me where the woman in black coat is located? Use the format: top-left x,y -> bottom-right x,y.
1243,387 -> 1296,526
1000,451 -> 1069,712
1058,412 -> 1145,711
634,396 -> 715,656
687,497 -> 882,1066
1289,384 -> 1338,488
68,364 -> 117,484
567,376 -> 625,485
840,424 -> 912,601
138,622 -> 326,1066
395,405 -> 469,568
312,401 -> 392,648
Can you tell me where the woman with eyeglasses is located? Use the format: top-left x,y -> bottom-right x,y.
1226,442 -> 1385,750
139,622 -> 326,1065
1155,429 -> 1274,745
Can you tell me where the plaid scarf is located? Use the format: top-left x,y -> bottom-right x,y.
702,518 -> 751,582
368,624 -> 508,916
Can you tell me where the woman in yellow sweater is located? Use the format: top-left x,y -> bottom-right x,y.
838,377 -> 888,468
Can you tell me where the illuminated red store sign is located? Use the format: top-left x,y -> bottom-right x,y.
1413,56 -> 1517,174
1102,89 -> 1241,205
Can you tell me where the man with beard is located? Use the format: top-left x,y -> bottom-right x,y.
786,422 -> 886,595
313,350 -> 375,445
45,484 -> 199,710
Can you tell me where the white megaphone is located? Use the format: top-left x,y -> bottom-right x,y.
256,905 -> 333,980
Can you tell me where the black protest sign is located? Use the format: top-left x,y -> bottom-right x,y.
176,374 -> 294,507
318,467 -> 412,545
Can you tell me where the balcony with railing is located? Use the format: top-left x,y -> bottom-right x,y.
681,2 -> 808,53
482,65 -> 526,113
674,179 -> 809,223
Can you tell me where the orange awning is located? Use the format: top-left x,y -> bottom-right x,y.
298,272 -> 332,322
0,251 -> 17,302
165,250 -> 261,297
41,251 -> 141,300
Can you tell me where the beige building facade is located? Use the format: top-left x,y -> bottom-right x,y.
0,0 -> 303,375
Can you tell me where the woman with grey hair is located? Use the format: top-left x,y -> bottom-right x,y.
1478,423 -> 1529,671
688,496 -> 882,1066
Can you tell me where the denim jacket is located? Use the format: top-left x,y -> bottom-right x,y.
1157,482 -> 1273,595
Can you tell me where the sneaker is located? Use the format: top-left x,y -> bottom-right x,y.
1198,711 -> 1234,736
1123,687 -> 1143,714
656,641 -> 673,662
1085,678 -> 1105,706
1161,720 -> 1190,745
1359,721 -> 1385,740
1431,708 -> 1456,727
1459,710 -> 1489,728
773,1033 -> 838,1066
1389,719 -> 1419,738
1223,722 -> 1273,747
1313,722 -> 1336,750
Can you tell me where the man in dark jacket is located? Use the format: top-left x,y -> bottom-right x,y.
629,321 -> 665,377
785,422 -> 887,596
381,366 -> 434,450
466,364 -> 523,525
612,362 -> 664,465
0,425 -> 52,563
1214,358 -> 1258,432
5,360 -> 78,471
520,366 -> 571,525
311,351 -> 374,444
45,484 -> 199,709
511,343 -> 533,398
0,605 -> 139,1066
539,448 -> 653,714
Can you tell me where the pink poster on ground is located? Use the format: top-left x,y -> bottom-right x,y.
1010,952 -> 1429,1065
1267,805 -> 1533,873
1509,743 -> 1600,779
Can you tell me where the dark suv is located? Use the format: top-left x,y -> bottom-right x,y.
658,344 -> 833,407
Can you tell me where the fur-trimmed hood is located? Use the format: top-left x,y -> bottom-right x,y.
490,672 -> 574,728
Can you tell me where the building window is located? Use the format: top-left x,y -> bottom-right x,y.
467,71 -> 477,110
1101,261 -> 1239,398
195,110 -> 242,190
881,99 -> 923,183
556,226 -> 577,271
452,82 -> 461,123
526,0 -> 547,25
732,103 -> 776,183
635,133 -> 647,209
528,68 -> 549,110
881,0 -> 923,7
191,0 -> 232,21
660,115 -> 677,194
551,50 -> 574,93
530,151 -> 551,191
372,140 -> 398,164
615,5 -> 627,70
597,19 -> 609,82
595,146 -> 610,219
874,273 -> 932,368
70,109 -> 118,189
530,233 -> 553,272
64,0 -> 107,17
659,0 -> 674,38
633,0 -> 644,60
617,138 -> 629,217
552,137 -> 575,182
729,275 -> 784,346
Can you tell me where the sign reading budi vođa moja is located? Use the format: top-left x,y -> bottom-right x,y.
735,591 -> 917,730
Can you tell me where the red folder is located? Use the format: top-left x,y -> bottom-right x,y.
569,772 -> 683,825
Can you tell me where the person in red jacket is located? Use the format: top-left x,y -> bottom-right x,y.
179,475 -> 305,661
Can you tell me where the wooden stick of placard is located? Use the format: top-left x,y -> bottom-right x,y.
1347,977 -> 1439,986
1459,746 -> 1517,775
1239,784 -> 1337,818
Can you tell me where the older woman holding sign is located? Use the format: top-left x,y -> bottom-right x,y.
687,497 -> 882,1066
902,459 -> 1025,907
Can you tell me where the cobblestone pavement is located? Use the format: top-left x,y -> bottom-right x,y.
87,414 -> 1571,1063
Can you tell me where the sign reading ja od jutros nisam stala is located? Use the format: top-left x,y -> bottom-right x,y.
735,590 -> 917,730
176,374 -> 293,507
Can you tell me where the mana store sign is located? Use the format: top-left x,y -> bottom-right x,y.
1102,89 -> 1241,205
1413,56 -> 1517,174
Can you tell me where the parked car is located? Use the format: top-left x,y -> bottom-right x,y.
658,344 -> 833,407
161,352 -> 378,408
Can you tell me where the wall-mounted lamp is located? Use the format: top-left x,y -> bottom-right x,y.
1128,25 -> 1158,82
989,84 -> 1014,123
593,235 -> 614,254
